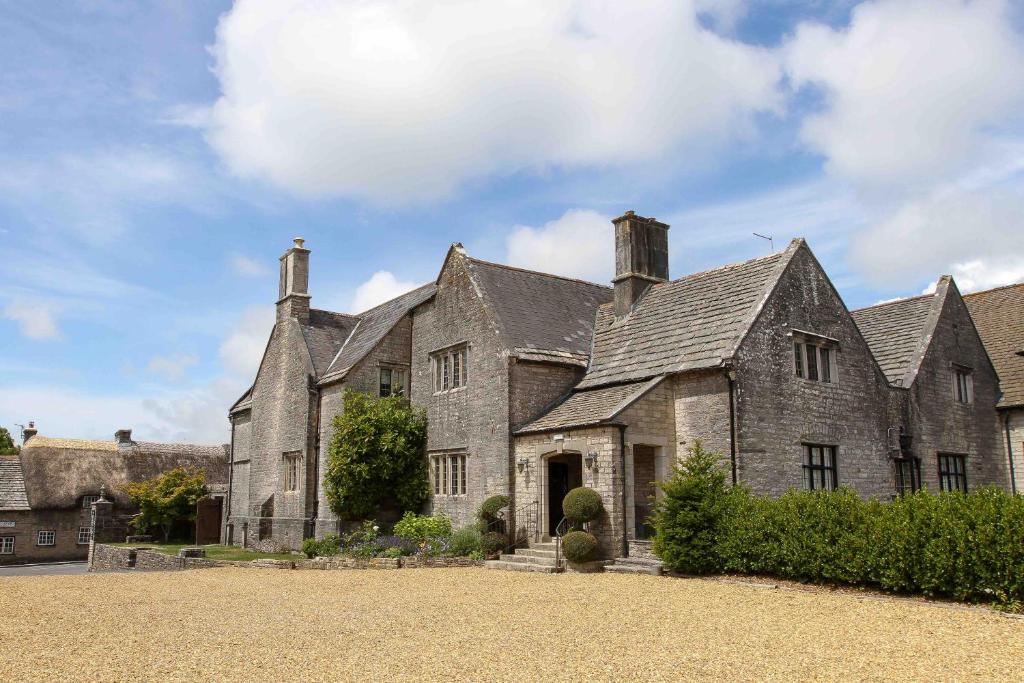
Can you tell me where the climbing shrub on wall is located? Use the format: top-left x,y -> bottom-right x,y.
323,391 -> 429,521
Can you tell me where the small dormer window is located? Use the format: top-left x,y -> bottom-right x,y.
81,495 -> 99,509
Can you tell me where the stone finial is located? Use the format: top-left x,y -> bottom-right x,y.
293,237 -> 305,249
98,484 -> 107,501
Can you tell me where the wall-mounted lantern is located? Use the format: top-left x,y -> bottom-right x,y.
517,457 -> 532,473
585,451 -> 598,469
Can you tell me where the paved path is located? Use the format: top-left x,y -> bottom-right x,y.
0,562 -> 88,576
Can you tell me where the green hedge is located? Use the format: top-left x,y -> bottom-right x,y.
654,443 -> 1024,609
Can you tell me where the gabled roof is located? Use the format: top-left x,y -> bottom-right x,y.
514,376 -> 664,434
851,292 -> 939,387
319,283 -> 436,385
964,281 -> 1024,408
465,258 -> 612,359
576,242 -> 797,389
301,309 -> 360,378
0,455 -> 30,511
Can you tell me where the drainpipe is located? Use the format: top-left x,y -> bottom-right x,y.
310,388 -> 322,538
727,371 -> 738,486
619,425 -> 628,558
1005,412 -> 1018,495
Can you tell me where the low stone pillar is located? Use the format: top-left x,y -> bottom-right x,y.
88,488 -> 114,569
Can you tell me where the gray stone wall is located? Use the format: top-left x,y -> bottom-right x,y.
733,246 -> 894,498
228,412 -> 251,523
412,253 -> 511,529
910,291 -> 1008,491
672,370 -> 730,463
509,360 -> 585,429
1005,408 -> 1024,494
315,316 -> 414,537
236,319 -> 315,549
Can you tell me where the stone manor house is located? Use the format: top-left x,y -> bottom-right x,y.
225,213 -> 1021,559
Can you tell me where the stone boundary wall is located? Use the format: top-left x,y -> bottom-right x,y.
89,544 -> 484,572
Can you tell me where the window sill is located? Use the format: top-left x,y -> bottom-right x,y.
795,377 -> 838,387
432,386 -> 468,396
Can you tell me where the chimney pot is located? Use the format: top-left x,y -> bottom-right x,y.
115,428 -> 133,445
293,237 -> 305,249
22,422 -> 38,444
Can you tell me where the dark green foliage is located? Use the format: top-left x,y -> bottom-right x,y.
393,512 -> 452,542
651,441 -> 731,574
120,468 -> 208,543
561,530 -> 598,563
0,427 -> 18,455
477,495 -> 510,524
562,487 -> 603,525
481,531 -> 507,557
652,446 -> 1024,608
323,391 -> 429,521
447,527 -> 482,557
302,534 -> 342,558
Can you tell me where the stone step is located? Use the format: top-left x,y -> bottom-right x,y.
512,548 -> 557,560
485,560 -> 563,574
499,553 -> 560,566
614,556 -> 662,567
530,542 -> 558,552
605,563 -> 663,576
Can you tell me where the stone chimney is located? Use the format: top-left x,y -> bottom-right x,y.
115,428 -> 133,445
612,211 -> 670,317
22,421 -> 37,444
278,237 -> 311,323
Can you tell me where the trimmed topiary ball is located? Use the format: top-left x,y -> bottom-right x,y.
477,495 -> 511,521
562,487 -> 603,524
561,530 -> 598,564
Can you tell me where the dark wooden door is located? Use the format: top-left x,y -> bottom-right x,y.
548,462 -> 570,535
195,497 -> 223,545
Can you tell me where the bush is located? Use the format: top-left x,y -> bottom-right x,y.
481,531 -> 507,557
447,527 -> 482,557
561,530 -> 598,563
393,512 -> 453,542
651,442 -> 730,574
477,495 -> 511,533
652,442 -> 1024,608
562,487 -> 603,526
302,534 -> 342,558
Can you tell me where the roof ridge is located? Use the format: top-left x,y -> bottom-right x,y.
310,308 -> 360,320
353,281 -> 435,316
852,292 -> 934,312
962,280 -> 1024,299
667,249 -> 785,285
466,257 -> 611,290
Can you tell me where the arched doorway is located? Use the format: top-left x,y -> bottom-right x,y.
546,452 -> 583,535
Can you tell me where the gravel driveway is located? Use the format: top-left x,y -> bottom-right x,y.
0,568 -> 1020,681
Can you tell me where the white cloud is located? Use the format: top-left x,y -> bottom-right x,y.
2,298 -> 61,340
229,253 -> 271,277
351,271 -> 419,313
784,0 -> 1024,192
146,353 -> 199,382
852,183 -> 1024,289
205,0 -> 782,202
218,305 -> 275,379
505,209 -> 613,283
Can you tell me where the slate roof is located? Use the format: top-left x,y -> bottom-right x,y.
0,455 -> 30,511
964,282 -> 1024,408
301,309 -> 360,378
466,258 -> 612,358
514,377 -> 664,434
851,293 -> 937,387
576,244 -> 794,389
320,283 -> 437,384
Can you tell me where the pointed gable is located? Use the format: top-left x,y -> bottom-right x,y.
576,243 -> 796,389
965,281 -> 1024,408
465,258 -> 612,359
0,455 -> 30,511
300,309 -> 360,378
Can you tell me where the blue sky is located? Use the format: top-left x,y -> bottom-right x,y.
2,0 -> 1023,444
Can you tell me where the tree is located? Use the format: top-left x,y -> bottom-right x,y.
120,467 -> 208,543
323,390 -> 429,521
0,427 -> 18,455
651,441 -> 733,575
